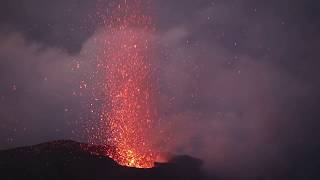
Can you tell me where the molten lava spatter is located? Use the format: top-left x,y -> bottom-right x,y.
96,0 -> 158,168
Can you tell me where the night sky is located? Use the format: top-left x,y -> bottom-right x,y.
1,0 -> 320,179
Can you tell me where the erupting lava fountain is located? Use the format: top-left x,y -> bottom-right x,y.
88,0 -> 163,168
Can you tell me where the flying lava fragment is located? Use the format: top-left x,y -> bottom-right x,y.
88,0 -> 160,168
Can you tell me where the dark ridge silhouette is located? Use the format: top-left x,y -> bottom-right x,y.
0,140 -> 206,180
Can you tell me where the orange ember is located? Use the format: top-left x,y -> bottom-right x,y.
99,0 -> 158,168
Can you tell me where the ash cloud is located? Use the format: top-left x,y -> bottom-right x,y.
0,32 -> 83,148
152,0 -> 320,179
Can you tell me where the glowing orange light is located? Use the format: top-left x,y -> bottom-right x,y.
97,0 -> 158,168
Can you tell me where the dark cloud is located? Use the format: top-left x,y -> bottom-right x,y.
0,0 -> 320,179
0,0 -> 100,53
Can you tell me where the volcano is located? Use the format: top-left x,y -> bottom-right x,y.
0,140 -> 205,180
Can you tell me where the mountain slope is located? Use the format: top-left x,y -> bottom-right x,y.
0,140 -> 205,180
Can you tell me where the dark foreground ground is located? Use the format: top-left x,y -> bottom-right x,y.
0,140 -> 206,180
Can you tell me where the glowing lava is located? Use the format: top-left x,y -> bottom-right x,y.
97,0 -> 158,168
